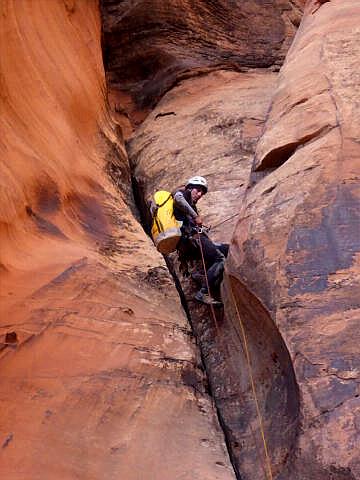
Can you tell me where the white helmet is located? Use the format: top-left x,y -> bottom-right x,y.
185,176 -> 208,193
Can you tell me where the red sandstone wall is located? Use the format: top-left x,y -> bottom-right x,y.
126,1 -> 360,478
2,0 -> 358,478
0,2 -> 235,478
227,1 -> 360,478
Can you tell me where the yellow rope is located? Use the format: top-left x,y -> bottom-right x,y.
227,276 -> 273,480
196,232 -> 272,479
197,232 -> 219,332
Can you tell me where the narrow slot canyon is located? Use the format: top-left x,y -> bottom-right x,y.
123,68 -> 301,479
1,1 -> 360,479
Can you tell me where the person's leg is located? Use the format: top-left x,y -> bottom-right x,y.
198,235 -> 226,290
198,234 -> 224,268
194,234 -> 225,305
206,259 -> 225,290
216,243 -> 229,258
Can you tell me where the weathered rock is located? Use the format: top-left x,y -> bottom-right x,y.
0,1 -> 235,478
227,1 -> 360,478
128,1 -> 360,479
128,68 -> 279,477
4,0 -> 358,479
100,0 -> 303,128
129,69 -> 278,242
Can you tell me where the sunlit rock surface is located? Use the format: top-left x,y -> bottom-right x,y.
227,1 -> 360,478
0,1 -> 235,478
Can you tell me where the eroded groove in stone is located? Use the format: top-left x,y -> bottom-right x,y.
100,0 -> 302,127
189,273 -> 301,480
255,124 -> 336,171
126,68 -> 281,479
0,2 -> 237,478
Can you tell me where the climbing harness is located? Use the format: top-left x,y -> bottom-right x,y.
194,225 -> 211,235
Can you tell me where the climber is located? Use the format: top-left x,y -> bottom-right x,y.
173,176 -> 229,306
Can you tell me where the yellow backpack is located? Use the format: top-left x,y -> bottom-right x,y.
151,190 -> 182,254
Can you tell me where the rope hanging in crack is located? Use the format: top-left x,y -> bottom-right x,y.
220,285 -> 270,479
197,232 -> 272,479
226,274 -> 273,480
197,232 -> 219,333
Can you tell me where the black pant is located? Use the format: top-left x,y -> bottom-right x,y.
196,234 -> 229,293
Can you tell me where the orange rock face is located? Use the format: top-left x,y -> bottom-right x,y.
0,1 -> 235,478
227,1 -> 360,478
3,0 -> 359,479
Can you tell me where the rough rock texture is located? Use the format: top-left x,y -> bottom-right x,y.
0,1 -> 235,478
100,0 -> 303,129
127,1 -> 360,479
129,69 -> 277,242
128,69 -> 278,477
227,1 -> 360,478
4,0 -> 358,478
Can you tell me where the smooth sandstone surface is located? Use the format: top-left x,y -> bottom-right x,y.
227,1 -> 360,478
0,1 -> 235,478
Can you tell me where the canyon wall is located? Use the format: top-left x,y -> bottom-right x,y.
101,0 -> 304,129
227,1 -> 360,478
0,1 -> 235,478
2,0 -> 359,479
124,0 -> 360,479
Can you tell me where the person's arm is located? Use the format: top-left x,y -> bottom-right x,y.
149,199 -> 157,216
174,191 -> 202,225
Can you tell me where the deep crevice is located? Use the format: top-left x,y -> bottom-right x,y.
101,4 -> 302,472
129,170 -> 241,479
128,166 -> 301,480
155,111 -> 176,119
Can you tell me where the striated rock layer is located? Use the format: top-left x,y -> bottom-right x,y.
0,1 -> 235,478
227,1 -> 360,478
100,0 -> 303,129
